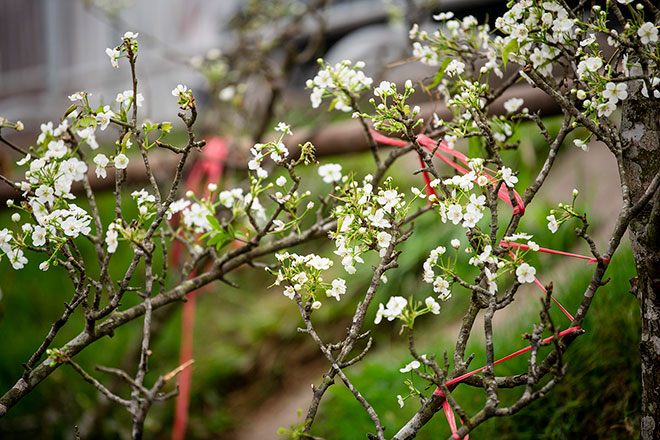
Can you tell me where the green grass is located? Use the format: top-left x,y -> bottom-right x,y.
311,246 -> 640,439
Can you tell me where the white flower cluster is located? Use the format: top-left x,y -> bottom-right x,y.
545,190 -> 582,234
306,59 -> 373,112
502,233 -> 539,284
429,160 -> 490,230
248,128 -> 291,180
168,195 -> 214,234
365,80 -> 423,133
374,296 -> 407,324
270,251 -> 346,307
373,294 -> 441,326
496,1 -> 575,56
115,89 -> 144,109
105,31 -> 139,69
422,245 -> 453,301
1,112 -> 113,269
409,14 -> 495,76
329,176 -> 422,275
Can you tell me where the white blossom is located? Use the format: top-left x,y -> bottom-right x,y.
8,248 -> 28,270
504,97 -> 524,113
31,226 -> 47,247
105,47 -> 120,68
46,140 -> 67,159
638,22 -> 659,45
105,227 -> 119,253
318,163 -> 342,183
96,106 -> 115,130
283,286 -> 295,299
602,82 -> 628,104
501,167 -> 518,187
399,360 -> 421,373
425,296 -> 441,314
274,122 -> 292,135
573,139 -> 588,151
171,84 -> 187,96
327,278 -> 347,301
516,263 -> 536,284
547,214 -> 559,233
375,296 -> 408,324
597,100 -> 617,118
93,154 -> 109,179
447,204 -> 463,225
114,154 -> 129,169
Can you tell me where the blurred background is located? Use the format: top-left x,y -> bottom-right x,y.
0,0 -> 640,439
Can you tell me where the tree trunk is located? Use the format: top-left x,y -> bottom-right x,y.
621,86 -> 660,440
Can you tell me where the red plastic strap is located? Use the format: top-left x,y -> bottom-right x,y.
505,250 -> 574,322
371,130 -> 525,215
500,241 -> 609,264
172,136 -> 228,440
433,326 -> 581,396
172,291 -> 196,440
418,155 -> 439,204
436,391 -> 469,440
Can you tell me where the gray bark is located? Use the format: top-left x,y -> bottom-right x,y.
621,85 -> 660,440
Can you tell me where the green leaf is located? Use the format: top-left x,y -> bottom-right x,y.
429,57 -> 453,88
121,132 -> 132,153
502,39 -> 519,69
205,214 -> 222,231
328,98 -> 338,111
468,136 -> 483,158
62,104 -> 77,120
77,116 -> 97,128
160,121 -> 172,133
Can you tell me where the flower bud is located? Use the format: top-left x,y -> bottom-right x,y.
207,183 -> 218,192
11,213 -> 20,222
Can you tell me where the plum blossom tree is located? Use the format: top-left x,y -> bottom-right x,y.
0,1 -> 659,439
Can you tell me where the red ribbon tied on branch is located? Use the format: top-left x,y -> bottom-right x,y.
370,130 -> 525,215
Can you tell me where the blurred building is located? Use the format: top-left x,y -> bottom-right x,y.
0,0 -> 503,132
0,0 -> 238,128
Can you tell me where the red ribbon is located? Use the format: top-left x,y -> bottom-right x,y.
171,136 -> 228,440
435,390 -> 470,440
371,130 -> 525,215
500,241 -> 609,264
